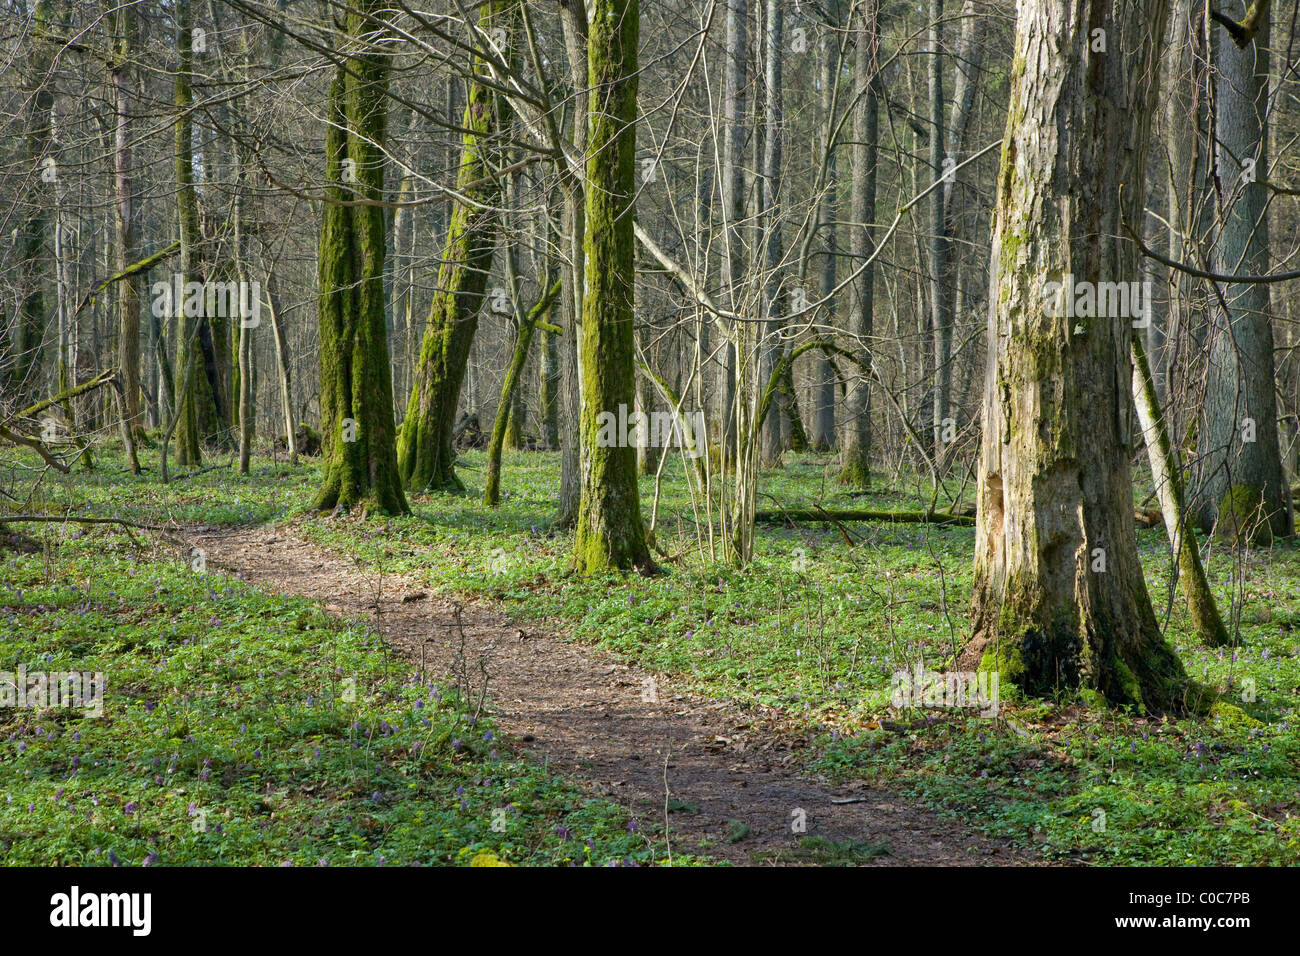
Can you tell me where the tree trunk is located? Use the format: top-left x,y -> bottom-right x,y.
810,23 -> 838,452
758,0 -> 785,467
173,0 -> 202,469
556,0 -> 588,529
266,284 -> 296,463
838,2 -> 878,487
718,0 -> 748,451
961,0 -> 1193,714
927,0 -> 952,473
313,12 -> 408,517
1194,1 -> 1292,542
109,4 -> 142,471
485,278 -> 560,505
573,0 -> 654,573
397,0 -> 514,493
1132,337 -> 1230,645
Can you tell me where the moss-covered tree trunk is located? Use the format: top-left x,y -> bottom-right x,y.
1193,2 -> 1292,543
313,9 -> 408,518
572,0 -> 654,574
1132,337 -> 1230,646
485,277 -> 561,506
397,0 -> 514,493
960,0 -> 1193,714
173,0 -> 201,469
838,4 -> 878,488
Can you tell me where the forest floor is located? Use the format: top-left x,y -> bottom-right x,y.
4,444 -> 1300,865
198,523 -> 1028,865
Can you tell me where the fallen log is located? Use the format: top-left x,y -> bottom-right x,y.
755,508 -> 975,526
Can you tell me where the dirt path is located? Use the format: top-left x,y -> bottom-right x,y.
196,524 -> 1035,866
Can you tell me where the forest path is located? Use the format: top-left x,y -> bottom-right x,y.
196,524 -> 1034,866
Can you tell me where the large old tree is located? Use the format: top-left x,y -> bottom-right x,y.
314,4 -> 407,516
959,0 -> 1193,713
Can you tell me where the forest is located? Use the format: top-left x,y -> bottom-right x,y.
0,0 -> 1297,880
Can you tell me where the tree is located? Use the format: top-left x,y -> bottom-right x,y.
398,0 -> 514,493
926,0 -> 951,470
109,1 -> 142,473
313,5 -> 407,517
572,0 -> 654,573
960,0 -> 1193,713
838,0 -> 878,488
173,0 -> 202,469
1194,0 -> 1292,542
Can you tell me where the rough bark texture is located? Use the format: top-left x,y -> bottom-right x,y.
397,0 -> 513,493
1194,1 -> 1292,542
572,0 -> 654,574
961,0 -> 1194,714
313,13 -> 408,518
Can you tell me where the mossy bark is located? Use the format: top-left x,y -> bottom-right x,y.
172,0 -> 201,470
962,0 -> 1196,716
484,278 -> 561,506
313,13 -> 408,518
397,0 -> 515,493
572,0 -> 655,574
1132,336 -> 1231,646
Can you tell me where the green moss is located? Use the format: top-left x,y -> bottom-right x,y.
1209,700 -> 1264,728
1216,484 -> 1271,544
1110,656 -> 1144,711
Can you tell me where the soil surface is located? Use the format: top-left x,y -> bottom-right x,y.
196,524 -> 1038,866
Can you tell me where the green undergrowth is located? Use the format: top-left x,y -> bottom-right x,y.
0,527 -> 692,866
4,440 -> 1299,864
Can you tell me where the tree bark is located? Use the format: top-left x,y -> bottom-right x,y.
573,0 -> 654,573
838,2 -> 878,488
556,0 -> 588,529
961,0 -> 1194,714
1194,0 -> 1291,542
173,0 -> 202,469
313,9 -> 408,517
398,0 -> 514,492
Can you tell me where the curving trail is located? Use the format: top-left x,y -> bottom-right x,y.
195,524 -> 1036,866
